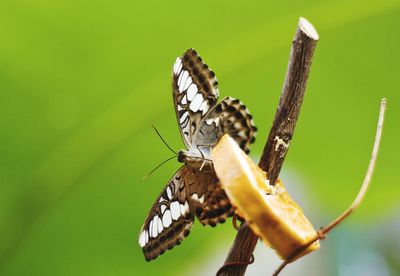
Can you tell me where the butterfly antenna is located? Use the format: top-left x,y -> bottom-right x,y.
152,125 -> 177,155
142,156 -> 176,181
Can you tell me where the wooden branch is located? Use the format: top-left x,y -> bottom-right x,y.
217,17 -> 319,276
259,17 -> 319,185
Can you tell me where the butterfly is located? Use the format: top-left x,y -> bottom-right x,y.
138,49 -> 257,261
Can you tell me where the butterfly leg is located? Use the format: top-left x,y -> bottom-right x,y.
209,161 -> 216,174
199,158 -> 213,172
196,144 -> 214,172
199,160 -> 215,174
199,160 -> 207,171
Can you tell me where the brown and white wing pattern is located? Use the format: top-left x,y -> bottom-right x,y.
139,49 -> 258,261
195,96 -> 257,153
188,96 -> 258,226
186,171 -> 234,227
138,167 -> 194,261
172,49 -> 219,148
138,167 -> 235,261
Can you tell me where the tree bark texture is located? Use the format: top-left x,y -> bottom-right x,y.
218,17 -> 319,276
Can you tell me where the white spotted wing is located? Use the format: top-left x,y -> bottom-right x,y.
139,165 -> 232,261
172,49 -> 256,154
139,167 -> 193,261
172,49 -> 219,148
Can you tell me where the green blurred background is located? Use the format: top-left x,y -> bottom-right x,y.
0,0 -> 399,275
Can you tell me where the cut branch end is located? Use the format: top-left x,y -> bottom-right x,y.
299,17 -> 319,40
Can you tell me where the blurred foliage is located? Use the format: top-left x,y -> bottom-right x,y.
0,0 -> 399,275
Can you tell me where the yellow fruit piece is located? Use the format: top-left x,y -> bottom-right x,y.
211,134 -> 319,261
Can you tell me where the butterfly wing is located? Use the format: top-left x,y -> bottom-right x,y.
187,171 -> 235,227
188,98 -> 256,226
140,49 -> 258,260
172,48 -> 219,148
195,96 -> 257,153
172,51 -> 257,228
138,167 -> 194,261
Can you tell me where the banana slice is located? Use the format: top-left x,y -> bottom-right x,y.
211,134 -> 319,260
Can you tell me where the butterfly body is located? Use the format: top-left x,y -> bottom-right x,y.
139,49 -> 257,261
177,147 -> 212,171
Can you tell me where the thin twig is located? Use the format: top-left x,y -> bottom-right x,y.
273,98 -> 387,276
217,17 -> 319,276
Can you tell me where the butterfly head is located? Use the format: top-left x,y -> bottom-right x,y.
177,150 -> 187,163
